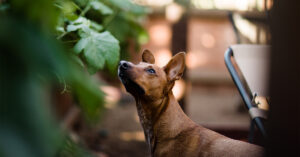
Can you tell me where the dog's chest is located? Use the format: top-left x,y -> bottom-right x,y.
136,101 -> 154,149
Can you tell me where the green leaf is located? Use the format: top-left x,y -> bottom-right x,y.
90,1 -> 113,15
108,0 -> 149,14
104,14 -> 130,43
56,26 -> 65,33
86,65 -> 99,74
66,24 -> 82,32
74,37 -> 89,54
70,55 -> 85,68
90,21 -> 103,31
66,17 -> 103,33
71,71 -> 105,122
9,0 -> 60,31
100,32 -> 120,72
0,3 -> 10,11
74,30 -> 120,74
0,17 -> 67,157
66,17 -> 90,32
84,40 -> 106,70
138,29 -> 149,44
58,1 -> 79,21
73,0 -> 89,7
105,13 -> 148,44
78,26 -> 93,38
58,136 -> 95,157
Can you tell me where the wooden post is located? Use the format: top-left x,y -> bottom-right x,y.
266,1 -> 300,156
171,14 -> 188,112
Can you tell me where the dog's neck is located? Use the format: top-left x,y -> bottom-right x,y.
134,92 -> 197,156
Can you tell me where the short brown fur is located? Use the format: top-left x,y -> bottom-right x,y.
118,50 -> 264,157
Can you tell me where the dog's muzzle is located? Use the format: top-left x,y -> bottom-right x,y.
118,60 -> 145,95
119,60 -> 130,70
118,60 -> 130,78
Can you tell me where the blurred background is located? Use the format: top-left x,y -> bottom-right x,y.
0,0 -> 274,157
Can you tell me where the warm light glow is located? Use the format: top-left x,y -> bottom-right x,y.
255,96 -> 269,111
149,24 -> 171,46
266,0 -> 273,10
186,51 -> 208,69
132,0 -> 173,6
154,49 -> 172,67
172,79 -> 185,100
134,113 -> 140,123
234,0 -> 250,11
201,33 -> 215,48
120,131 -> 145,142
191,0 -> 271,11
100,86 -> 121,109
233,14 -> 257,43
192,0 -> 214,9
166,3 -> 184,23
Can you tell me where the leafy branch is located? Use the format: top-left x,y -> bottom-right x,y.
0,0 -> 149,156
56,0 -> 149,75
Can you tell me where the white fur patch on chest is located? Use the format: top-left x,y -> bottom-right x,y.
136,100 -> 154,151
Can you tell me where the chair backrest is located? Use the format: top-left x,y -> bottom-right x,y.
231,44 -> 271,97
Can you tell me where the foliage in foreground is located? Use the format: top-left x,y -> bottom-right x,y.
0,0 -> 148,157
55,0 -> 149,74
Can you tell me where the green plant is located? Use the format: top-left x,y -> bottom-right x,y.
55,0 -> 149,74
0,0 -> 148,156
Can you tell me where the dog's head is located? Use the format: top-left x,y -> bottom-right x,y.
118,50 -> 185,100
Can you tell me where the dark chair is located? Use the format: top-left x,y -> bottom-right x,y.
224,44 -> 270,141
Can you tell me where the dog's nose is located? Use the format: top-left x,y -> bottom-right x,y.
119,60 -> 130,70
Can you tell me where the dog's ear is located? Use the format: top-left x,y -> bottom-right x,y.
142,49 -> 155,64
164,52 -> 186,81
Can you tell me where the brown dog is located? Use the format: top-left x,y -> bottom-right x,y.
118,50 -> 264,157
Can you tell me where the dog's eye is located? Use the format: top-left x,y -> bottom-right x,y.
147,68 -> 156,74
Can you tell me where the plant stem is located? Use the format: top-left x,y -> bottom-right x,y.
63,40 -> 79,43
57,31 -> 71,40
80,3 -> 91,17
103,10 -> 119,29
72,2 -> 82,12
